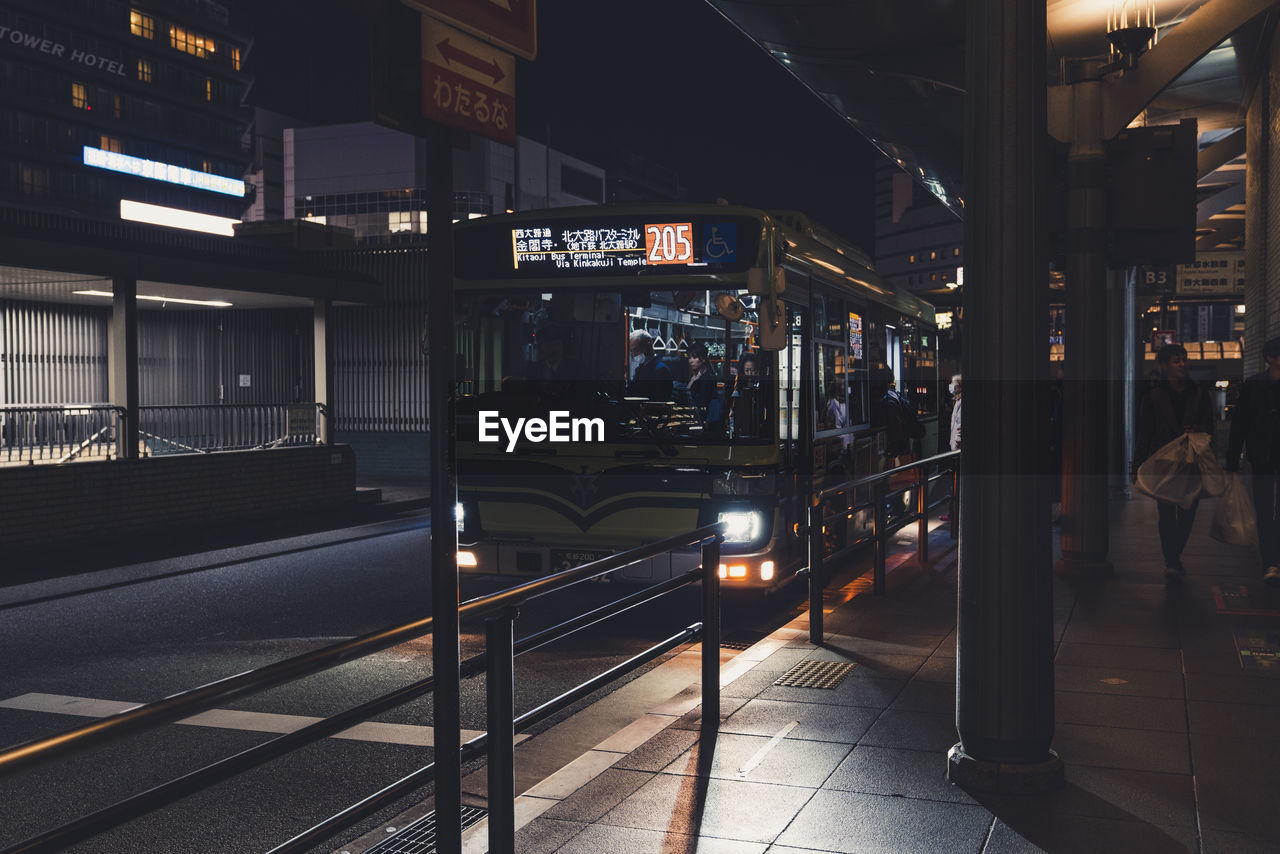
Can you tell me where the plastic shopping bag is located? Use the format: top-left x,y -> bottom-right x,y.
1189,432 -> 1228,498
1135,434 -> 1202,509
1210,473 -> 1259,546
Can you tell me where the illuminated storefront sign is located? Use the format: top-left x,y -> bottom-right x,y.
83,146 -> 245,196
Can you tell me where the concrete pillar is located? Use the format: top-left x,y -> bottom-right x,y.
1243,25 -> 1276,373
1057,61 -> 1114,577
313,299 -> 330,444
948,0 -> 1063,793
109,277 -> 139,460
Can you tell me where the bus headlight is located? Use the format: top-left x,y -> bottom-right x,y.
717,510 -> 763,544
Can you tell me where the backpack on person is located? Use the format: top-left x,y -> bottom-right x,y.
894,389 -> 926,440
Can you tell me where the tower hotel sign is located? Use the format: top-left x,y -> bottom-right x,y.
0,24 -> 127,76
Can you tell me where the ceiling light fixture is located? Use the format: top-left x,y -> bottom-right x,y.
1107,1 -> 1158,70
73,289 -> 233,307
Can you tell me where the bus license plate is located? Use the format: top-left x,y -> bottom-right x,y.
550,549 -> 612,573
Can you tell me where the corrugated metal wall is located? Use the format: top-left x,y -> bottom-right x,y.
139,309 -> 312,405
1,301 -> 311,407
0,301 -> 108,405
321,244 -> 430,432
2,246 -> 425,430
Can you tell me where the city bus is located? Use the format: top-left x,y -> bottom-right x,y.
452,203 -> 937,591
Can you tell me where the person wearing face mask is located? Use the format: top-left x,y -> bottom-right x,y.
948,374 -> 962,451
939,374 -> 961,523
628,328 -> 673,401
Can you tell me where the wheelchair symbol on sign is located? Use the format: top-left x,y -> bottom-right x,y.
704,228 -> 731,259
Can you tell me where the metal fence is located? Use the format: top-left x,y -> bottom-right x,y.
0,403 -> 327,464
137,403 -> 326,454
802,449 -> 960,641
0,524 -> 726,854
0,405 -> 123,464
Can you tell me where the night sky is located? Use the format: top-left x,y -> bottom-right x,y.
228,0 -> 881,249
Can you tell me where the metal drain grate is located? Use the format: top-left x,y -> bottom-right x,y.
360,805 -> 488,854
720,640 -> 753,651
773,660 -> 857,689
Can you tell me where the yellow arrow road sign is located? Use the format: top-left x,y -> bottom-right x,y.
422,16 -> 516,97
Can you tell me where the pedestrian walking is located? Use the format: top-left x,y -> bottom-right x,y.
1133,343 -> 1215,582
1225,336 -> 1280,586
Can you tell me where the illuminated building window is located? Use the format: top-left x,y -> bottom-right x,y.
231,47 -> 241,71
130,9 -> 154,39
202,159 -> 212,172
907,254 -> 915,264
953,247 -> 960,257
929,250 -> 938,260
113,94 -> 122,118
137,58 -> 153,82
21,165 -> 47,195
170,25 -> 216,58
205,78 -> 213,101
99,135 -> 122,153
71,82 -> 88,109
389,210 -> 414,233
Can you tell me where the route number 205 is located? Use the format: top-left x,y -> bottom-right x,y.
644,222 -> 693,265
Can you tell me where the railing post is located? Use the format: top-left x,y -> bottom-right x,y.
873,478 -> 887,595
486,607 -> 518,854
951,460 -> 960,541
700,534 -> 722,732
917,462 -> 929,564
808,501 -> 824,644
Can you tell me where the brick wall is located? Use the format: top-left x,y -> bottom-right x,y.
333,430 -> 428,478
0,445 -> 355,553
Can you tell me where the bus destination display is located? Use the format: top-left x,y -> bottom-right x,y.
512,220 -> 739,272
455,212 -> 763,281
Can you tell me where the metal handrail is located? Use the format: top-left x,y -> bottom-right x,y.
805,450 -> 960,642
0,523 -> 726,854
0,403 -> 330,463
0,404 -> 125,465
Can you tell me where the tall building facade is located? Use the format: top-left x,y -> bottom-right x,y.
0,0 -> 251,220
241,120 -> 608,243
873,160 -> 964,293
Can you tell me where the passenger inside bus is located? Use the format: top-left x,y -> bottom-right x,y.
730,353 -> 770,438
457,289 -> 772,445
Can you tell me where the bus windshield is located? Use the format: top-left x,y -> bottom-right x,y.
456,287 -> 774,446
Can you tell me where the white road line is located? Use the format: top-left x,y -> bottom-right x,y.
737,720 -> 799,776
0,693 -> 527,748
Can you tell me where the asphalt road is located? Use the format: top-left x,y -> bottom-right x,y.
0,511 -> 795,853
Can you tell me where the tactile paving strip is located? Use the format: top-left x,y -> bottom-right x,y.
359,805 -> 488,854
772,660 -> 857,689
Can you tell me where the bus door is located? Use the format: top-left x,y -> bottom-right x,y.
777,304 -> 808,562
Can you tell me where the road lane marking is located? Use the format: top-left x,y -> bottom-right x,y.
0,693 -> 527,748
